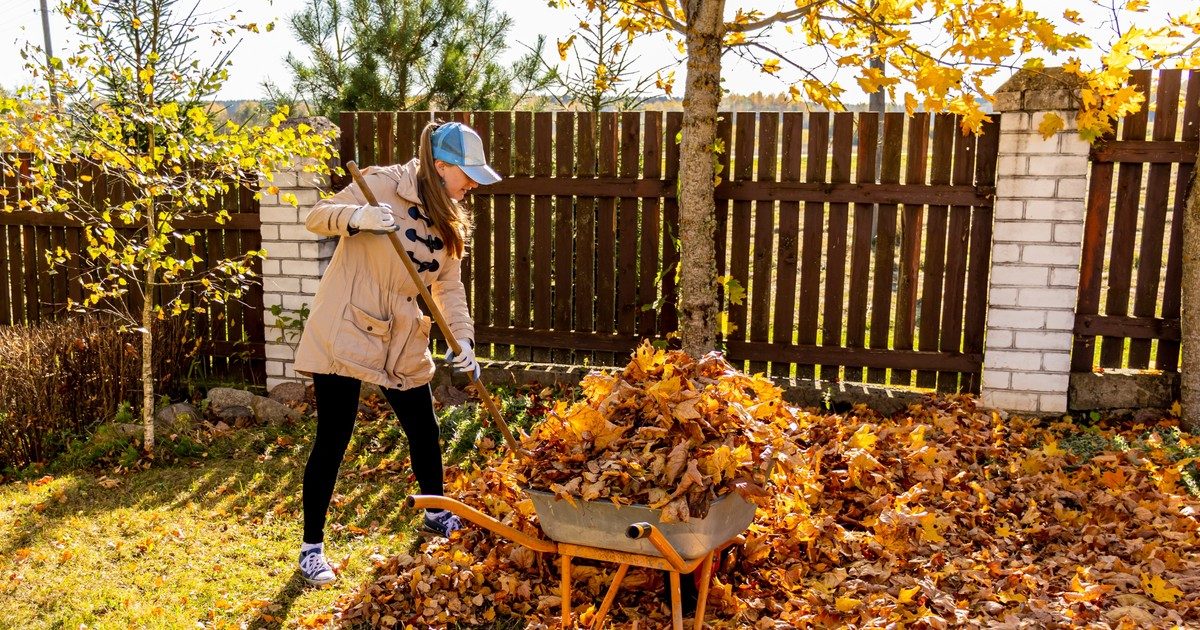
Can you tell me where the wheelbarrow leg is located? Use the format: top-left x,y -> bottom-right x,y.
592,563 -> 629,629
669,571 -> 683,630
561,554 -> 573,629
692,551 -> 715,629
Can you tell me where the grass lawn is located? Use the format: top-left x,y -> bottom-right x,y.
0,398 -> 449,629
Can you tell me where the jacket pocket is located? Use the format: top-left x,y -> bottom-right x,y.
388,314 -> 433,381
333,304 -> 392,372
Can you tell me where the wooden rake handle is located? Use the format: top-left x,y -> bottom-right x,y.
345,161 -> 523,457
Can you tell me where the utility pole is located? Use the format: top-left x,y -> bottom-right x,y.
869,1 -> 885,238
39,0 -> 60,108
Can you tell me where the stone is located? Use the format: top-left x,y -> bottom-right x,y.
206,387 -> 256,413
1068,371 -> 1179,411
994,67 -> 1087,113
114,423 -> 142,438
251,395 -> 302,426
215,405 -> 255,426
269,381 -> 309,406
434,383 -> 471,407
155,402 -> 200,434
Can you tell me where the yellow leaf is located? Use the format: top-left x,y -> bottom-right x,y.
1141,573 -> 1183,603
556,35 -> 575,61
1037,113 -> 1064,139
908,425 -> 926,450
849,424 -> 878,452
1170,400 -> 1182,417
919,513 -> 946,543
761,58 -> 782,74
898,586 -> 921,604
998,590 -> 1027,603
835,596 -> 861,612
1041,439 -> 1063,457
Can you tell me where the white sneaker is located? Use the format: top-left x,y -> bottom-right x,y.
299,546 -> 336,585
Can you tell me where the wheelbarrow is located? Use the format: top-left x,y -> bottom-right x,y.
407,489 -> 755,629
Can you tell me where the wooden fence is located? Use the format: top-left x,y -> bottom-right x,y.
339,109 -> 1001,392
0,158 -> 266,383
1073,69 -> 1198,374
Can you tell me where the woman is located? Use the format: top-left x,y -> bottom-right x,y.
291,120 -> 501,586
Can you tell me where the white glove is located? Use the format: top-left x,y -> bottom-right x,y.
349,203 -> 398,233
445,340 -> 480,381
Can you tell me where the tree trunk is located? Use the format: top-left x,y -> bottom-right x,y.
1183,151 -> 1200,433
677,0 -> 725,357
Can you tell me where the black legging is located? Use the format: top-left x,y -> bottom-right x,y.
303,372 -> 444,544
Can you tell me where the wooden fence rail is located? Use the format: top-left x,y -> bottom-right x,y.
339,109 -> 1001,392
1073,68 -> 1199,373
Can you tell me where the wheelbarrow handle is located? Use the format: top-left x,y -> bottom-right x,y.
626,521 -> 687,573
407,494 -> 557,554
345,161 -> 524,458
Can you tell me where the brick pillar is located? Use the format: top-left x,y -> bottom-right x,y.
259,160 -> 334,390
981,68 -> 1089,414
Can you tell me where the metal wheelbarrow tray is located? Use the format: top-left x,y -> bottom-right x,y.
407,490 -> 756,629
526,488 -> 756,560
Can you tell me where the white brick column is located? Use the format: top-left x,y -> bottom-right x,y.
981,68 -> 1088,414
260,161 -> 334,389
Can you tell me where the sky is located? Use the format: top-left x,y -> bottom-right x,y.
0,0 -> 1182,103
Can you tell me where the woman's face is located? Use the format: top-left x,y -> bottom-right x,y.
435,161 -> 479,201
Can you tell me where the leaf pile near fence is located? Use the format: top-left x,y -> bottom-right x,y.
1073,68 -> 1198,374
338,109 -> 1000,392
0,158 -> 265,383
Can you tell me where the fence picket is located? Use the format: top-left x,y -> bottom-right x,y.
1128,69 -> 1181,367
575,112 -> 597,362
492,112 -> 514,346
553,112 -> 575,363
797,112 -> 828,380
640,112 -> 663,341
513,111 -> 534,361
1099,70 -> 1153,367
532,112 -> 554,363
938,121 -> 978,391
820,113 -> 854,380
595,112 -> 618,365
844,113 -> 879,383
916,114 -> 955,388
659,112 -> 683,336
867,114 -> 905,383
893,113 -> 930,386
963,117 -> 1001,393
749,113 -> 779,375
771,112 -> 804,379
1159,71 -> 1200,372
728,113 -> 756,367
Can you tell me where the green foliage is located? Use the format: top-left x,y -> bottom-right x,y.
1060,423 -> 1200,497
442,384 -> 561,466
285,0 -> 551,116
269,303 -> 311,352
54,422 -> 138,472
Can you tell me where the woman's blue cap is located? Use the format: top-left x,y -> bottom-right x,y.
430,122 -> 502,185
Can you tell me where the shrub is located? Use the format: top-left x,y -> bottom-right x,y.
0,315 -> 195,472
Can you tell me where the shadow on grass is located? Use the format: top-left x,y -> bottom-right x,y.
0,421 -> 424,562
246,570 -> 309,630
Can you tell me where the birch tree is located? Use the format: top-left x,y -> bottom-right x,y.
0,0 -> 335,451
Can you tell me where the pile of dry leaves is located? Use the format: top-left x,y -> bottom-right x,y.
513,343 -> 800,522
335,346 -> 1200,628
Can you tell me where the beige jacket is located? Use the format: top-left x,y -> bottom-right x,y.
293,159 -> 473,390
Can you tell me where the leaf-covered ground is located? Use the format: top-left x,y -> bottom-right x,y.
338,391 -> 1200,628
